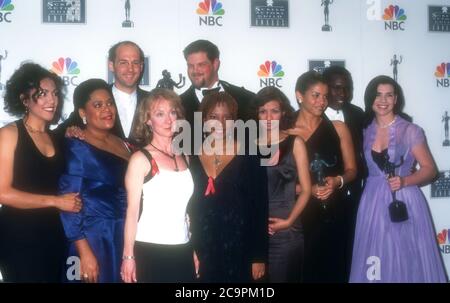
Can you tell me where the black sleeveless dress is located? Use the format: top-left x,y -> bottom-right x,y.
0,120 -> 66,282
301,117 -> 349,283
263,136 -> 304,282
188,154 -> 268,283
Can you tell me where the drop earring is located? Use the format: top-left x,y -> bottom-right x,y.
82,117 -> 87,125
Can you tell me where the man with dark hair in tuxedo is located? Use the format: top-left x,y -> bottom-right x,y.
180,39 -> 255,128
323,65 -> 366,279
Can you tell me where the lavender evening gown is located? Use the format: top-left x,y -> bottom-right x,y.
350,116 -> 447,283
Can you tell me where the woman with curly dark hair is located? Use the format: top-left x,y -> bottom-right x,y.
0,63 -> 81,282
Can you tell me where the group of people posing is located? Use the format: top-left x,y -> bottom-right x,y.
0,39 -> 447,283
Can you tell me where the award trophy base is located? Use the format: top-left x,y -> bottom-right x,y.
443,139 -> 450,147
318,201 -> 334,223
322,24 -> 332,31
389,199 -> 409,223
122,20 -> 134,28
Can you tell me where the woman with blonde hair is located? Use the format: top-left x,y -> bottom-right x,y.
121,88 -> 195,283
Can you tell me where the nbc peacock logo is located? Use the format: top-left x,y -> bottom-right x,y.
435,62 -> 450,88
0,0 -> 14,23
258,60 -> 285,88
197,0 -> 224,26
51,57 -> 80,86
437,229 -> 450,254
383,4 -> 407,31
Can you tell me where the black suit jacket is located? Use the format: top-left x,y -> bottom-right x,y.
54,85 -> 149,147
341,102 -> 366,224
180,80 -> 255,127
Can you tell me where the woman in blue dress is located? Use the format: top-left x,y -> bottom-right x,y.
59,79 -> 131,283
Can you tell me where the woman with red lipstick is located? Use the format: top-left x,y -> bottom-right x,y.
59,79 -> 131,283
289,71 -> 356,282
350,76 -> 447,282
0,63 -> 81,282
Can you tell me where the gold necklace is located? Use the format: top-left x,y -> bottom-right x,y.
24,119 -> 46,134
214,154 -> 222,167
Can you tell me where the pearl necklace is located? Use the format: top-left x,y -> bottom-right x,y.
378,117 -> 396,129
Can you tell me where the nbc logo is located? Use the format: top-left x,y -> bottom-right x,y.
437,229 -> 450,254
0,0 -> 14,23
258,60 -> 285,88
435,62 -> 450,88
197,0 -> 224,26
51,57 -> 80,86
383,4 -> 407,31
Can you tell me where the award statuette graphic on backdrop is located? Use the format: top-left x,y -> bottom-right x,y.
390,54 -> 402,82
0,49 -> 7,90
443,111 -> 450,147
309,153 -> 336,223
321,0 -> 333,31
122,0 -> 133,28
251,0 -> 289,27
156,70 -> 185,90
431,171 -> 450,198
43,0 -> 86,24
308,59 -> 345,74
429,6 -> 450,33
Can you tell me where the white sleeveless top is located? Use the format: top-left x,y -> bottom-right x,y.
135,167 -> 194,245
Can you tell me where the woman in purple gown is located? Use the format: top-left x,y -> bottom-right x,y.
350,75 -> 447,283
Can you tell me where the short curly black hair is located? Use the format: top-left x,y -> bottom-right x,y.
3,63 -> 65,122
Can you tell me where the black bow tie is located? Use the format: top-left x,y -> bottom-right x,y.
202,87 -> 221,96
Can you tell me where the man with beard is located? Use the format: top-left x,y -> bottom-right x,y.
180,40 -> 255,131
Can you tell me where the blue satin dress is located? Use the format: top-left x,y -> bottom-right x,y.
59,138 -> 128,283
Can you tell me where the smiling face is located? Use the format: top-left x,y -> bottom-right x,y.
296,82 -> 328,117
79,89 -> 116,131
147,99 -> 179,139
327,74 -> 351,110
186,51 -> 219,89
109,44 -> 143,93
372,83 -> 397,118
24,78 -> 59,123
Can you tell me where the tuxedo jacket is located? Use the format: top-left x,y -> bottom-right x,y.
54,86 -> 149,147
341,102 -> 367,206
180,80 -> 255,127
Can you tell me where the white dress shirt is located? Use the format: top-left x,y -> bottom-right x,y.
112,85 -> 137,137
195,81 -> 224,103
325,106 -> 345,122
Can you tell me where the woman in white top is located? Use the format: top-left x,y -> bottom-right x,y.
120,88 -> 195,283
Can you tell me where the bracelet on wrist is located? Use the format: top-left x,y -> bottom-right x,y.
122,255 -> 135,260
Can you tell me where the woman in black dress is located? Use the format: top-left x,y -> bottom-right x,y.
0,63 -> 81,282
289,71 -> 357,282
252,86 -> 311,282
188,91 -> 268,282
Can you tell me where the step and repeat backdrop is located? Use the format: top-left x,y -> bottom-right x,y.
0,0 -> 450,278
